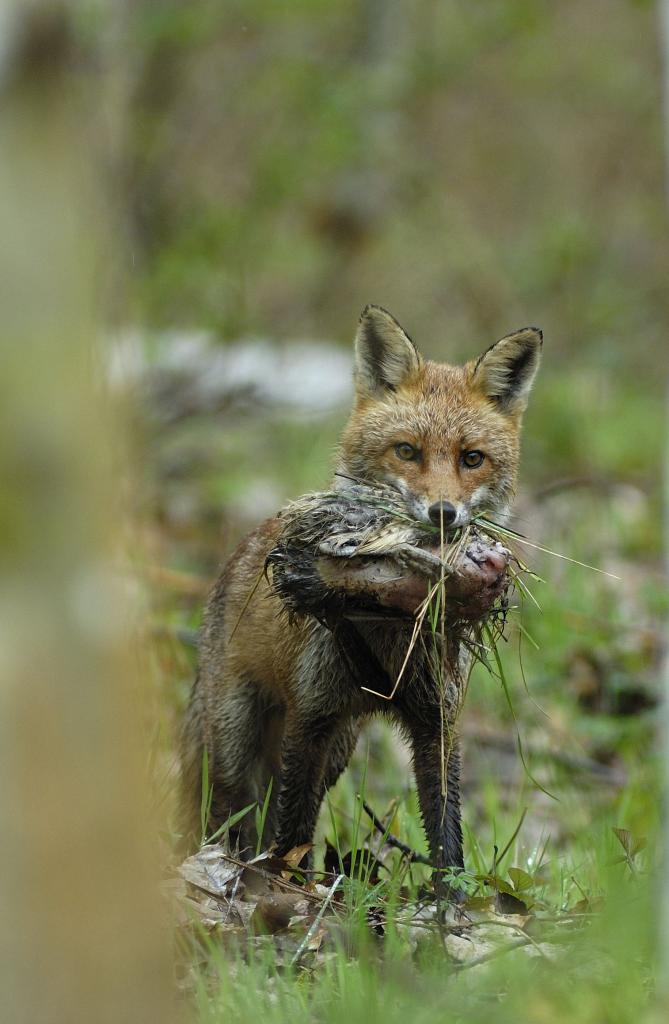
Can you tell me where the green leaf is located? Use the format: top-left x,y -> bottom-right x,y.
508,867 -> 534,892
483,873 -> 517,897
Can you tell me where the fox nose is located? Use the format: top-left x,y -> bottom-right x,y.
428,501 -> 457,527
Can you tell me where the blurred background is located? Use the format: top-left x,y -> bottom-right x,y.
1,0 -> 667,1018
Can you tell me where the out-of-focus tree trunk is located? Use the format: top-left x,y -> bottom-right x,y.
0,4 -> 180,1022
658,0 -> 669,994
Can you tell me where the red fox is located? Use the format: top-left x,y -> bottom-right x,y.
180,306 -> 542,876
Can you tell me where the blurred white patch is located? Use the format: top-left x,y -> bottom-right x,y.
107,329 -> 353,417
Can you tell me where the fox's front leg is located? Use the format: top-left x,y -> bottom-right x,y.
405,718 -> 464,878
273,711 -> 339,859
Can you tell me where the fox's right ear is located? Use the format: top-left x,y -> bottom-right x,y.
353,305 -> 422,396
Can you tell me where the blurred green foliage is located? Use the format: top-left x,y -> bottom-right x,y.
124,0 -> 665,377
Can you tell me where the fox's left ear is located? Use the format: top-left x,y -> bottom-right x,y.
472,327 -> 543,416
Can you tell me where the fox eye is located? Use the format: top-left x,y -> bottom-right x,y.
461,449 -> 485,469
395,442 -> 419,462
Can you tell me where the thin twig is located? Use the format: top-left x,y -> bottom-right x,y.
361,799 -> 432,865
195,849 -> 323,903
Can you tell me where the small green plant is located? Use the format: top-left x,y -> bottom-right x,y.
199,747 -> 212,845
255,777 -> 274,855
199,747 -> 256,846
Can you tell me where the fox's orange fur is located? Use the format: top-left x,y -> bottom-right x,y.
181,306 -> 542,876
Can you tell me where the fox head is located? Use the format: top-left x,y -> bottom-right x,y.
337,305 -> 542,528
